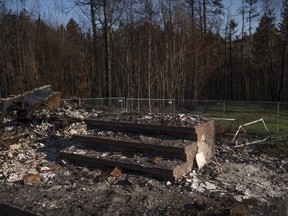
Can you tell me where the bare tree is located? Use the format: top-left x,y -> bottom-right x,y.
245,0 -> 259,69
228,19 -> 238,100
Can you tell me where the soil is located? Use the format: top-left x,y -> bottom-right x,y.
0,109 -> 287,216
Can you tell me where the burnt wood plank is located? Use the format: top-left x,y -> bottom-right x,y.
60,151 -> 193,181
73,135 -> 197,161
85,119 -> 198,140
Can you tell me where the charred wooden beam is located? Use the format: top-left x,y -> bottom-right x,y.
73,135 -> 197,161
85,119 -> 198,140
0,85 -> 52,112
0,85 -> 61,121
60,151 -> 196,181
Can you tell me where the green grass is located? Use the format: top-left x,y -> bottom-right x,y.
194,102 -> 287,136
197,102 -> 288,157
176,101 -> 288,157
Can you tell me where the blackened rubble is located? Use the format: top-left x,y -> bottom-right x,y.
0,85 -> 61,122
0,106 -> 287,215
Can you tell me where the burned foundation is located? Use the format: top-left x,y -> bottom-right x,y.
61,118 -> 215,181
0,106 -> 287,215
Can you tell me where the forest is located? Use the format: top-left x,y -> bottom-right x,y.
0,0 -> 287,102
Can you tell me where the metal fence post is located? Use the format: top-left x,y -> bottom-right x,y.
173,99 -> 176,113
222,100 -> 226,117
168,99 -> 173,113
277,102 -> 280,133
118,97 -> 125,112
126,98 -> 130,112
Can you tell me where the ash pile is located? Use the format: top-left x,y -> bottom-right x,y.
0,90 -> 287,215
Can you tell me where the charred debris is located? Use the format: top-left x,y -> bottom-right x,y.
0,86 -> 287,216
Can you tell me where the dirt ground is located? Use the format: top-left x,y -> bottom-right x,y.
0,108 -> 288,216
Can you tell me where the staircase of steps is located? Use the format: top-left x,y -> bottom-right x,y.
60,119 -> 215,181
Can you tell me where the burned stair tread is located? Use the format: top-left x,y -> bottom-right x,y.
60,148 -> 195,180
85,119 -> 201,140
61,147 -> 186,169
73,134 -> 197,150
88,132 -> 194,146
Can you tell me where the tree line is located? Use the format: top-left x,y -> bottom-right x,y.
0,0 -> 287,102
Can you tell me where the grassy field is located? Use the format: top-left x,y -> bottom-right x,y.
189,101 -> 288,157
129,99 -> 288,136
190,101 -> 287,135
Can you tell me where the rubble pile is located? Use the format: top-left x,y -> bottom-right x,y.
0,107 -> 86,185
0,103 -> 287,215
0,85 -> 61,121
180,144 -> 288,203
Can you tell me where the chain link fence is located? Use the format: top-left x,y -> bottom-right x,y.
61,97 -> 125,112
126,98 -> 175,113
61,97 -> 288,135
